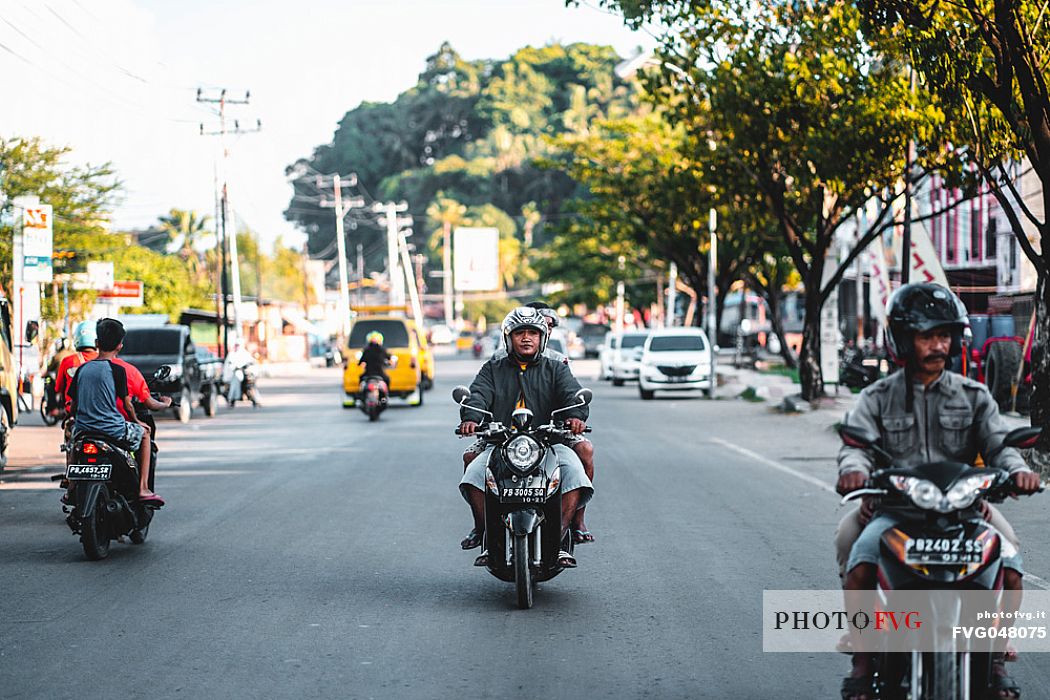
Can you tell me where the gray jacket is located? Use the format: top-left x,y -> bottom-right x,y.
460,353 -> 587,426
839,369 -> 1030,476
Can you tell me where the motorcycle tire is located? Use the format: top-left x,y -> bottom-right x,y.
985,341 -> 1022,410
40,401 -> 60,426
929,651 -> 960,699
81,497 -> 111,560
203,389 -> 217,417
514,533 -> 533,610
130,523 -> 149,544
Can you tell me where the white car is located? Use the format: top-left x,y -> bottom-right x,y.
427,324 -> 454,345
638,327 -> 713,400
609,331 -> 650,386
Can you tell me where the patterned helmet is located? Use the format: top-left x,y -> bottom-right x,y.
886,283 -> 969,364
501,306 -> 549,361
72,320 -> 97,350
365,331 -> 384,345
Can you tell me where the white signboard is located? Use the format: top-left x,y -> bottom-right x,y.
453,227 -> 500,292
820,254 -> 840,385
87,261 -> 115,291
21,204 -> 53,282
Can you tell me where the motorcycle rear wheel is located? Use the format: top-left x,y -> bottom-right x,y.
81,498 -> 111,560
514,533 -> 533,609
40,401 -> 60,426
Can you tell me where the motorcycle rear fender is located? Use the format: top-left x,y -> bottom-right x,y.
75,481 -> 107,519
878,519 -> 1003,589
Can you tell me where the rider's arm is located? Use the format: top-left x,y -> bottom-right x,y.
460,361 -> 496,425
973,384 -> 1031,474
838,388 -> 879,477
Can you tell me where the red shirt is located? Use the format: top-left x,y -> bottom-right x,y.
111,358 -> 150,419
56,350 -> 99,410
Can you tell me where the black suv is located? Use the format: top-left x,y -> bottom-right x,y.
119,325 -> 221,422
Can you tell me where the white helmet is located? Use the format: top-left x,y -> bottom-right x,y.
501,306 -> 549,362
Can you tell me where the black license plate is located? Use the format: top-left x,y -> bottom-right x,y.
501,487 -> 545,502
66,463 -> 112,481
904,537 -> 983,565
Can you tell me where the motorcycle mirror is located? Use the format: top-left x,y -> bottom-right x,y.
575,388 -> 593,406
154,365 -> 173,381
452,386 -> 471,404
24,320 -> 39,343
1002,426 -> 1043,450
838,424 -> 879,450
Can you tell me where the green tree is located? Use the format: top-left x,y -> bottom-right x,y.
158,209 -> 212,287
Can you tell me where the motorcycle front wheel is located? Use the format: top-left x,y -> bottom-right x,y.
80,497 -> 111,560
514,533 -> 533,609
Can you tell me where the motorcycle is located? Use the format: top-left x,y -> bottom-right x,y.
359,375 -> 389,422
227,363 -> 260,408
453,385 -> 592,609
838,423 -> 1044,699
58,365 -> 178,560
40,371 -> 64,426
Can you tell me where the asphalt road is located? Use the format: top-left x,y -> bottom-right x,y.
2,356 -> 1048,699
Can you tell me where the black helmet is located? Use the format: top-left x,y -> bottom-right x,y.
525,301 -> 560,329
501,306 -> 549,362
886,283 -> 969,364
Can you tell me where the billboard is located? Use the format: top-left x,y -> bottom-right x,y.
21,204 -> 53,282
98,280 -> 144,308
453,227 -> 500,292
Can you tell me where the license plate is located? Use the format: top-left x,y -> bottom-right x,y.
66,463 -> 112,481
668,376 -> 689,382
904,537 -> 983,565
501,487 -> 545,501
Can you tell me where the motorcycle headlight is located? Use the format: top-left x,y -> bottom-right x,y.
946,475 -> 994,510
904,478 -> 943,510
505,435 -> 542,470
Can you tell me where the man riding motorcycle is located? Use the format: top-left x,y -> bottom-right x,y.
836,283 -> 1040,700
477,301 -> 598,544
458,306 -> 594,569
358,331 -> 392,388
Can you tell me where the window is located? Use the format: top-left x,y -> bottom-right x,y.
649,334 -> 705,352
986,217 -> 998,258
348,320 -> 410,349
946,208 -> 956,262
620,334 -> 648,349
122,328 -> 183,356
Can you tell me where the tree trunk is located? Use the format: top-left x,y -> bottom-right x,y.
798,278 -> 826,400
1030,270 -> 1050,476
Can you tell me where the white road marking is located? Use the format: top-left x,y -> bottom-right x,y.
710,437 -> 836,494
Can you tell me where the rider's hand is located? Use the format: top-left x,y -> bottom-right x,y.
565,418 -> 586,435
836,470 -> 867,496
459,421 -> 479,436
1010,470 -> 1042,496
978,500 -> 994,522
160,396 -> 173,408
858,496 -> 878,527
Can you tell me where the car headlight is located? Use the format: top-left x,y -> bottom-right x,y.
505,435 -> 543,470
946,475 -> 994,510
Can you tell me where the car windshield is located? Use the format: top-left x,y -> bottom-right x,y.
121,328 -> 182,355
649,335 -> 705,352
581,323 -> 609,338
620,334 -> 648,349
348,320 -> 410,348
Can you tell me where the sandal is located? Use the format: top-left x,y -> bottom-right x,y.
572,529 -> 596,544
138,493 -> 165,508
841,675 -> 875,700
557,550 -> 577,568
473,550 -> 489,567
988,660 -> 1021,699
460,528 -> 483,550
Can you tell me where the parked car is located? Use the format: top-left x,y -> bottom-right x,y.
120,325 -> 221,422
638,328 -> 713,400
608,330 -> 650,386
547,330 -> 569,357
580,322 -> 611,358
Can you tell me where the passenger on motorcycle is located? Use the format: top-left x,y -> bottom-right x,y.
458,306 -> 593,568
836,283 -> 1039,700
469,300 -> 598,544
69,319 -> 168,506
358,331 -> 392,389
222,340 -> 256,403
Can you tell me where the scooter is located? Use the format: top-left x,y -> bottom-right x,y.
453,385 -> 592,609
58,366 -> 178,560
359,375 -> 389,422
40,371 -> 64,426
838,424 -> 1044,699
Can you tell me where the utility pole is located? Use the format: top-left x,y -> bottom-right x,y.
374,201 -> 410,308
615,255 -> 626,337
356,244 -> 364,306
901,68 -> 917,285
708,208 -> 718,398
315,173 -> 364,338
667,262 -> 678,327
197,88 -> 261,355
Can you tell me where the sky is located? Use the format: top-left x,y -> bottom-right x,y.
0,0 -> 654,250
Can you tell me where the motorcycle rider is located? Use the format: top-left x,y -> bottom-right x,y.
462,301 -> 600,545
458,306 -> 593,569
358,331 -> 392,389
68,319 -> 166,506
222,339 -> 255,403
55,321 -> 100,413
836,283 -> 1040,700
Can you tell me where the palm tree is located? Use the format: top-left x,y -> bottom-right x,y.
158,209 -> 212,286
426,195 -> 467,324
